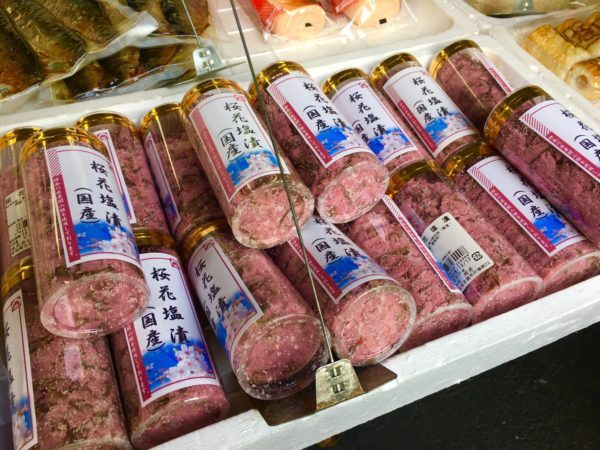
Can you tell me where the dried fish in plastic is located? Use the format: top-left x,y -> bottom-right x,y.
65,60 -> 118,97
162,0 -> 209,36
128,0 -> 174,34
0,0 -> 87,78
102,46 -> 144,81
36,0 -> 117,48
141,43 -> 180,68
0,10 -> 42,99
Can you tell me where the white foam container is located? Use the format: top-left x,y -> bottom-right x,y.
2,19 -> 599,450
446,0 -> 550,31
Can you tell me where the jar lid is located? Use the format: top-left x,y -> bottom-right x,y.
370,53 -> 419,87
441,139 -> 496,179
19,127 -> 106,168
76,111 -> 138,134
180,220 -> 229,262
0,127 -> 42,153
248,61 -> 309,104
1,256 -> 34,300
139,103 -> 182,137
386,159 -> 437,198
321,68 -> 370,97
429,40 -> 481,79
134,228 -> 176,250
484,85 -> 548,143
181,78 -> 245,115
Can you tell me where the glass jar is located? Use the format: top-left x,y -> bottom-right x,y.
181,222 -> 329,400
322,68 -> 430,176
20,127 -> 149,338
0,127 -> 39,273
345,197 -> 472,350
389,160 -> 543,323
269,216 -> 416,365
430,40 -> 515,132
180,78 -> 315,249
140,103 -> 224,243
1,257 -> 130,449
76,111 -> 170,235
485,85 -> 600,247
249,61 -> 389,223
371,53 -> 480,166
443,140 -> 600,295
110,229 -> 229,449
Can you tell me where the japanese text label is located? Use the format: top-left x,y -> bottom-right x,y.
5,188 -> 30,258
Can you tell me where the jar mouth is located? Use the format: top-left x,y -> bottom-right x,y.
139,103 -> 182,137
440,139 -> 496,179
1,256 -> 34,299
76,111 -> 137,133
370,53 -> 419,87
133,227 -> 175,250
386,159 -> 437,198
248,60 -> 309,104
484,85 -> 548,143
0,127 -> 42,153
181,78 -> 245,115
321,68 -> 370,97
429,39 -> 481,80
179,220 -> 229,263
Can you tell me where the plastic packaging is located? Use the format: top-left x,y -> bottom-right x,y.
466,0 -> 591,16
371,53 -> 480,166
110,229 -> 229,449
269,216 -> 416,365
182,222 -> 329,400
0,128 -> 39,273
322,68 -> 430,176
389,160 -> 543,323
250,61 -> 389,223
485,85 -> 600,247
345,197 -> 472,350
140,103 -> 223,243
20,127 -> 149,338
181,78 -> 314,249
1,257 -> 130,450
77,111 -> 170,234
319,0 -> 400,28
443,141 -> 600,295
250,0 -> 327,40
430,40 -> 515,132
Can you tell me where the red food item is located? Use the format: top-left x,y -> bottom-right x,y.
443,142 -> 600,295
181,79 -> 315,249
486,86 -> 600,247
251,61 -> 389,223
268,216 -> 416,365
21,128 -> 149,338
2,259 -> 129,450
183,226 -> 328,399
431,40 -> 514,132
77,113 -> 170,235
250,0 -> 326,40
110,231 -> 229,449
141,104 -> 224,243
345,199 -> 472,350
391,161 -> 542,323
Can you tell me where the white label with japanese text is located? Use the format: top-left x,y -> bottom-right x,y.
381,197 -> 461,293
45,145 -> 140,269
188,237 -> 263,360
519,100 -> 600,182
267,73 -> 372,167
421,213 -> 493,291
125,252 -> 220,407
383,66 -> 477,157
468,156 -> 585,256
189,93 -> 288,200
5,188 -> 30,258
3,290 -> 38,450
331,79 -> 420,165
289,216 -> 396,304
144,133 -> 182,231
92,129 -> 137,224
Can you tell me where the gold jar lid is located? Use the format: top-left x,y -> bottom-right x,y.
429,40 -> 481,79
19,127 -> 107,169
180,220 -> 228,263
0,127 -> 42,153
484,85 -> 549,143
181,78 -> 246,116
441,140 -> 496,179
76,111 -> 138,134
370,53 -> 419,87
1,256 -> 34,300
139,103 -> 182,137
386,159 -> 438,198
248,61 -> 309,104
321,68 -> 370,97
133,228 -> 176,250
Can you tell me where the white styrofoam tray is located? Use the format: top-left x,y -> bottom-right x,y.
2,33 -> 599,449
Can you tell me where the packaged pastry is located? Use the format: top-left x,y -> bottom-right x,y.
20,127 -> 149,338
250,61 -> 389,223
556,18 -> 600,57
250,0 -> 327,40
319,0 -> 400,28
565,57 -> 600,102
181,78 -> 314,249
